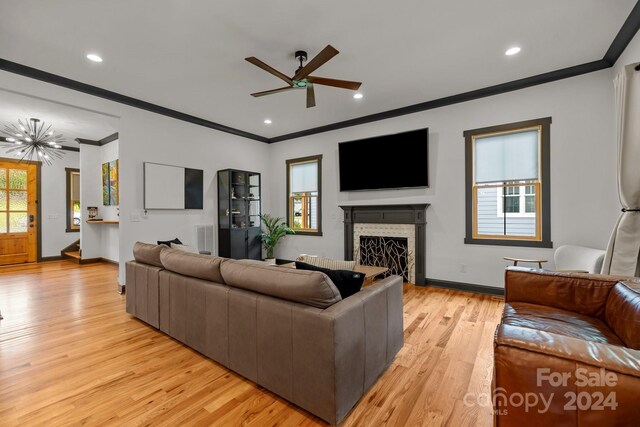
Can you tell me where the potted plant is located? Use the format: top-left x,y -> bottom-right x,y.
260,214 -> 294,264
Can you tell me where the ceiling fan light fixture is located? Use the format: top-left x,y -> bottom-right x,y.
246,45 -> 361,108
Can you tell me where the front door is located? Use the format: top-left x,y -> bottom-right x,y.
0,161 -> 38,265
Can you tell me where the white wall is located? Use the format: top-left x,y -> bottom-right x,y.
0,146 -> 80,257
267,69 -> 619,288
79,140 -> 119,262
79,144 -> 102,259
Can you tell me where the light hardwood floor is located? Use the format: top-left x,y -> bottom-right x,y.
0,261 -> 504,426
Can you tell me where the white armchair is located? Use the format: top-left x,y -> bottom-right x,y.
553,245 -> 606,274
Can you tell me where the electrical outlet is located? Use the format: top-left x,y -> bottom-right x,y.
460,264 -> 467,273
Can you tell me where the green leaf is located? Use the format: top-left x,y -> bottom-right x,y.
260,213 -> 295,258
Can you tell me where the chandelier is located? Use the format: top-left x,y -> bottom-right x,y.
1,118 -> 65,165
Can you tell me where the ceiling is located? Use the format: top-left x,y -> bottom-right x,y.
0,0 -> 636,139
0,89 -> 118,147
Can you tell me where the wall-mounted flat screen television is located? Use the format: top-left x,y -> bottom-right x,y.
338,128 -> 429,191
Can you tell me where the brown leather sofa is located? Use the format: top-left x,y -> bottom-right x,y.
125,242 -> 404,425
493,267 -> 640,426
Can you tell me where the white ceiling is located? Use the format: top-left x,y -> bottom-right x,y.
0,0 -> 635,138
0,89 -> 118,146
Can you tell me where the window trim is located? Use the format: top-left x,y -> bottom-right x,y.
66,168 -> 80,233
464,117 -> 552,248
286,155 -> 322,236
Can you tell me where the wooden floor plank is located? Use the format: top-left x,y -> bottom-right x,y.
0,261 -> 504,426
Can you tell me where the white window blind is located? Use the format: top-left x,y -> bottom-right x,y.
474,129 -> 539,183
290,161 -> 318,193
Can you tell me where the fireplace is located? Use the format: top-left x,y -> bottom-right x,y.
340,204 -> 429,285
358,236 -> 410,281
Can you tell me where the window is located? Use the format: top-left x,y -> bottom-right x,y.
0,167 -> 29,233
464,118 -> 551,247
496,184 -> 535,217
66,168 -> 80,232
286,155 -> 322,235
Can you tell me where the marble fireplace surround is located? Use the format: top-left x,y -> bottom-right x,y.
340,204 -> 430,285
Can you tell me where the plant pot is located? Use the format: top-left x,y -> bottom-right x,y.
264,258 -> 276,265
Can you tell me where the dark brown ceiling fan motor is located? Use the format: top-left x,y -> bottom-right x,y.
295,50 -> 308,73
245,45 -> 362,108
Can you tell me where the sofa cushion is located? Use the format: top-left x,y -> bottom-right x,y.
221,259 -> 342,309
295,261 -> 365,299
133,241 -> 165,268
160,248 -> 226,283
605,281 -> 640,350
502,302 -> 624,346
297,255 -> 356,271
170,242 -> 199,253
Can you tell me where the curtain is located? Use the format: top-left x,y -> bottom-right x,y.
601,63 -> 640,276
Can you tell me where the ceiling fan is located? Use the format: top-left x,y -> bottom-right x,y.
245,45 -> 362,108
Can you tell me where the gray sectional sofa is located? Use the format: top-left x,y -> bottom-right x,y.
125,242 -> 404,424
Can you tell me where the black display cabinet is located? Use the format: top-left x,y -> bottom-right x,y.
217,169 -> 262,260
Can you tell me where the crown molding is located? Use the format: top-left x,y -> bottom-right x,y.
0,58 -> 269,143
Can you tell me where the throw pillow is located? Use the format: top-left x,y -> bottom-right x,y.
295,261 -> 365,299
297,255 -> 356,271
158,238 -> 182,247
170,242 -> 199,254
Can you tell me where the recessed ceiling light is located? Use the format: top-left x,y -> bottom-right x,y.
264,119 -> 272,124
505,47 -> 521,56
353,93 -> 363,99
86,53 -> 103,63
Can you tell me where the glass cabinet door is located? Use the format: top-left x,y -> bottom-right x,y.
218,170 -> 231,229
248,172 -> 261,228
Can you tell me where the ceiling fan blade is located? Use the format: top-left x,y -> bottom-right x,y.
293,45 -> 339,81
307,76 -> 362,91
251,86 -> 297,97
245,57 -> 293,85
306,84 -> 316,108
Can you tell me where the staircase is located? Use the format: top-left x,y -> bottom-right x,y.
62,240 -> 81,264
